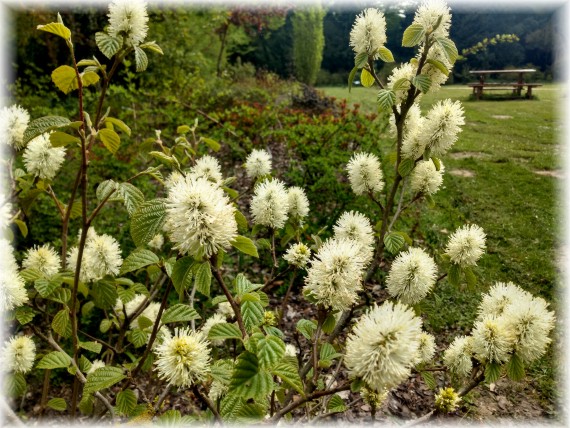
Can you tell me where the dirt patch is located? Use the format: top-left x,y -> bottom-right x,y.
465,378 -> 550,422
449,169 -> 475,178
448,152 -> 489,160
491,115 -> 513,120
534,170 -> 565,179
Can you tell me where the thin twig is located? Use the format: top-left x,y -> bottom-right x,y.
154,383 -> 172,413
192,385 -> 222,423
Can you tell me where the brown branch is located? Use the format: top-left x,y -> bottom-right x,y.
270,383 -> 351,422
192,384 -> 222,423
209,258 -> 247,338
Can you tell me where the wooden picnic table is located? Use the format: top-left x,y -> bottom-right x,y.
467,69 -> 542,99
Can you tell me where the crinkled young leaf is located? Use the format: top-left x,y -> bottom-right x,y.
23,116 -> 71,145
402,23 -> 425,47
360,68 -> 375,87
37,21 -> 71,40
95,32 -> 121,59
271,360 -> 304,394
377,89 -> 396,110
130,199 -> 167,247
134,46 -> 148,72
52,308 -> 71,338
229,351 -> 273,400
383,232 -> 406,254
256,335 -> 285,369
47,398 -> 67,411
51,65 -> 78,95
161,304 -> 200,324
378,46 -> 395,62
98,128 -> 121,154
208,323 -> 243,341
36,351 -> 71,369
194,262 -> 211,297
116,389 -> 138,416
231,235 -> 259,258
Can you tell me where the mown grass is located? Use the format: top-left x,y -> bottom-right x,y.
321,84 -> 563,413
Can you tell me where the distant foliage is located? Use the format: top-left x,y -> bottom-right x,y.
292,7 -> 325,85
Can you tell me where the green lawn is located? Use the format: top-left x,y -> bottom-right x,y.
321,84 -> 563,412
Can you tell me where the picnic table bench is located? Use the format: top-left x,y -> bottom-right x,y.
468,69 -> 542,100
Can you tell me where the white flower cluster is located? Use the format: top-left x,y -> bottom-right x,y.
154,327 -> 211,387
421,99 -> 465,157
188,155 -> 223,187
346,152 -> 384,196
386,247 -> 437,305
283,242 -> 311,268
444,224 -> 486,267
165,176 -> 237,258
333,211 -> 375,266
0,240 -> 28,311
345,302 -> 423,391
108,0 -> 149,46
410,159 -> 445,195
23,133 -> 66,181
349,8 -> 387,59
245,149 -> 272,179
250,179 -> 290,229
444,282 -> 555,376
287,186 -> 310,221
303,237 -> 366,311
22,243 -> 61,278
67,229 -> 123,282
413,0 -> 452,39
1,335 -> 36,373
0,105 -> 30,150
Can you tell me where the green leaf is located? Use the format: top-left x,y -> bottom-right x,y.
435,37 -> 459,64
296,319 -> 317,340
271,360 -> 304,394
20,268 -> 43,283
116,389 -> 138,416
81,71 -> 100,88
431,157 -> 441,171
412,75 -> 432,93
208,323 -> 242,341
402,23 -> 425,47
426,58 -> 449,76
236,402 -> 266,422
49,131 -> 80,147
398,158 -> 415,177
84,366 -> 125,395
257,335 -> 285,369
448,264 -> 461,287
506,353 -> 525,381
354,52 -> 368,68
231,235 -> 259,258
78,394 -> 94,415
134,46 -> 148,72
95,32 -> 121,59
171,257 -> 194,296
235,273 -> 258,297
351,378 -> 365,393
241,295 -> 264,333
377,89 -> 396,110
194,262 -> 211,297
34,278 -> 60,298
96,179 -> 117,203
327,394 -> 346,413
23,116 -> 71,145
15,306 -> 35,325
130,199 -> 167,247
421,371 -> 437,389
360,69 -> 375,87
220,394 -> 244,421
320,343 -> 342,361
37,22 -> 71,40
140,40 -> 164,55
229,352 -> 273,400
161,304 -> 200,324
117,183 -> 145,216
120,249 -> 159,275
395,231 -> 413,246
464,266 -> 477,289
235,210 -> 248,231
98,128 -> 121,154
79,341 -> 102,354
52,308 -> 71,338
383,232 -> 406,254
36,351 -> 72,369
202,137 -> 221,152
322,313 -> 336,334
92,280 -> 118,310
128,329 -> 148,348
5,372 -> 26,397
392,77 -> 410,91
378,46 -> 395,62
485,362 -> 501,383
51,65 -> 78,95
47,398 -> 67,411
348,65 -> 358,93
211,359 -> 234,384
104,117 -> 131,136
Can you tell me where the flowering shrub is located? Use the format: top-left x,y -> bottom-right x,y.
0,0 -> 555,424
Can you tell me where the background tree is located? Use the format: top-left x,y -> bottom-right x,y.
292,6 -> 325,85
